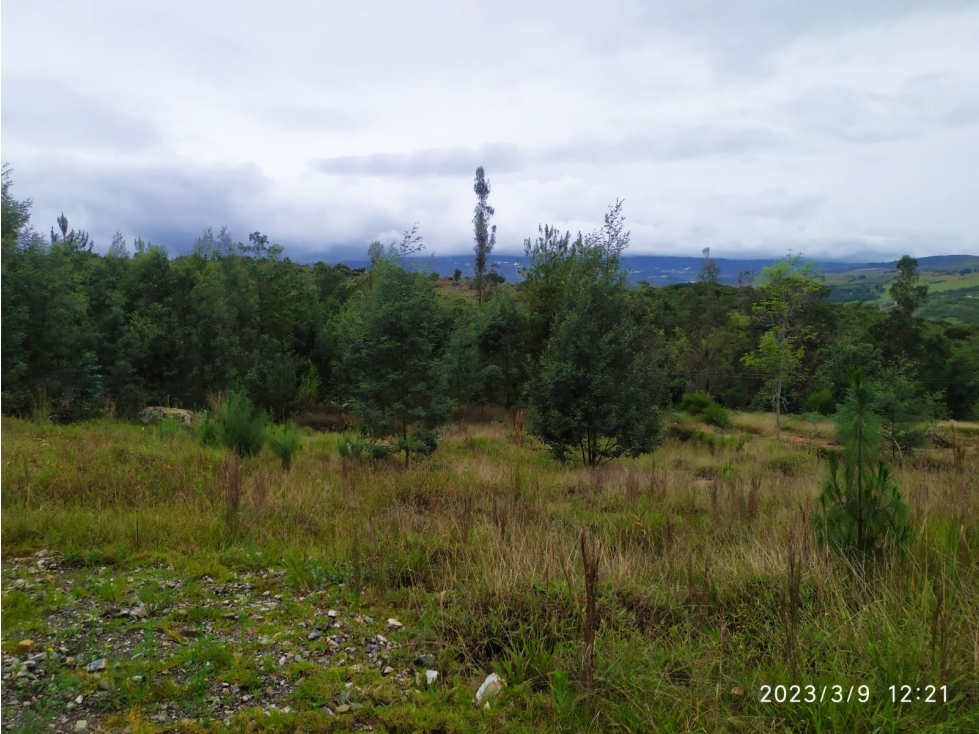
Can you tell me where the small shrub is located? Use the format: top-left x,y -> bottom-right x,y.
668,424 -> 696,442
691,431 -> 717,453
492,626 -> 556,692
702,402 -> 732,429
217,393 -> 267,458
337,433 -> 388,462
196,411 -> 220,447
679,392 -> 714,416
267,424 -> 301,471
297,360 -> 321,412
719,389 -> 748,410
805,389 -> 837,416
815,369 -> 911,557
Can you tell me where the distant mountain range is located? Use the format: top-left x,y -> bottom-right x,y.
315,253 -> 979,286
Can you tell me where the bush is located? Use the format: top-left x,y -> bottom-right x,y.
678,392 -> 714,416
667,423 -> 696,442
805,389 -> 837,416
337,433 -> 389,462
267,424 -> 302,470
679,392 -> 730,428
719,389 -> 748,410
216,393 -> 267,458
701,402 -> 732,429
195,411 -> 220,447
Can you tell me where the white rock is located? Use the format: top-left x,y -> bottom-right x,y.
475,673 -> 506,705
426,669 -> 439,685
74,721 -> 88,732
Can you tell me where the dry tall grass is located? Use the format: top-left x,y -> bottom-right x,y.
2,414 -> 978,729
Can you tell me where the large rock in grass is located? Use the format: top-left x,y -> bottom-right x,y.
138,406 -> 199,426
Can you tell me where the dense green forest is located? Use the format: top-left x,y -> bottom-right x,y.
3,168 -> 978,444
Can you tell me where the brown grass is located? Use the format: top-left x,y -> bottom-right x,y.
2,413 -> 979,729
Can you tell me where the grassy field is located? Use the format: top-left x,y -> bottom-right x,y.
2,413 -> 978,732
823,267 -> 979,308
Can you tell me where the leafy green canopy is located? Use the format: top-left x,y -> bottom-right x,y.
742,257 -> 826,439
337,259 -> 452,466
3,168 -> 979,429
525,204 -> 664,467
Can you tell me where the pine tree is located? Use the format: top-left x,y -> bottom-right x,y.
816,369 -> 911,556
337,259 -> 451,466
526,203 -> 663,466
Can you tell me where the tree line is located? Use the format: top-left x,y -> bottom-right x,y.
3,165 -> 978,465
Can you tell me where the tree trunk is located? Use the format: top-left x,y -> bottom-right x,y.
775,317 -> 787,441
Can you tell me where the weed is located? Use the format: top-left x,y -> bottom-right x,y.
702,402 -> 732,429
492,624 -> 556,692
1,589 -> 41,632
580,528 -> 599,691
267,423 -> 302,471
221,457 -> 243,535
156,417 -> 186,442
195,410 -> 219,447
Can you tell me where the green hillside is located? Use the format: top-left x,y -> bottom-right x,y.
824,258 -> 979,322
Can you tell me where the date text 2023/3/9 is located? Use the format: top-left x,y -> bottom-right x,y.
759,684 -> 949,704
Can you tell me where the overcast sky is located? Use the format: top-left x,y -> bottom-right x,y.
3,0 -> 978,261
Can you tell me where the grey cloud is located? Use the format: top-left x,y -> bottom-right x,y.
18,160 -> 273,254
315,126 -> 786,180
783,86 -> 912,144
314,143 -> 527,177
736,194 -> 830,221
945,104 -> 979,128
1,76 -> 160,152
783,74 -> 979,145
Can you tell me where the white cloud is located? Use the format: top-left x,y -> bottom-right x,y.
1,0 -> 977,259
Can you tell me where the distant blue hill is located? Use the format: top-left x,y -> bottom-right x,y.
307,253 -> 978,286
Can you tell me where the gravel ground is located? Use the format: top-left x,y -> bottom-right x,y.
2,550 -> 442,732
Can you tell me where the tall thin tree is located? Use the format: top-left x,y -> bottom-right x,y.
472,167 -> 496,307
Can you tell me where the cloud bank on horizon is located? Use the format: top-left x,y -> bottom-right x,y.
2,0 -> 978,262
